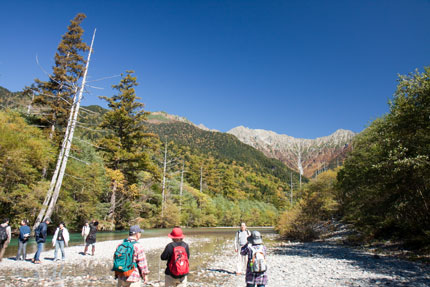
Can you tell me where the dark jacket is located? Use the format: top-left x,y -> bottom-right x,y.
161,241 -> 190,278
35,222 -> 48,243
19,225 -> 31,242
86,223 -> 98,244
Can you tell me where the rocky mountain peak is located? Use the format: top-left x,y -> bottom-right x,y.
228,126 -> 356,177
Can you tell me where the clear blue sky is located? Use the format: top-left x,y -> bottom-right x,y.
1,0 -> 429,138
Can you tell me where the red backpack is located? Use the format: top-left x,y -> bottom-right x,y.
168,245 -> 189,277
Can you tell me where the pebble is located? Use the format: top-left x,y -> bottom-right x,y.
1,234 -> 429,286
204,238 -> 430,287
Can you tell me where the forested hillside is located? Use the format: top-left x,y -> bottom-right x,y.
146,121 -> 300,183
0,90 -> 296,231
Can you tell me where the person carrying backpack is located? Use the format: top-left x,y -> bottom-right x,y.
235,222 -> 251,275
32,217 -> 51,264
240,231 -> 268,287
0,218 -> 12,262
113,225 -> 149,287
161,227 -> 190,287
16,219 -> 31,261
84,220 -> 98,256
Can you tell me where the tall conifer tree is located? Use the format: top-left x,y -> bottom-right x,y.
99,71 -> 157,223
33,13 -> 89,142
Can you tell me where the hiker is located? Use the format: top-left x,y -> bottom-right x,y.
81,221 -> 90,243
33,217 -> 51,264
16,219 -> 31,261
0,218 -> 12,262
161,227 -> 190,287
241,231 -> 268,287
52,222 -> 70,261
84,220 -> 98,256
113,225 -> 149,286
235,222 -> 251,275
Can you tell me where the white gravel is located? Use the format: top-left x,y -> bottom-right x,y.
204,239 -> 430,287
1,233 -> 429,286
0,236 -> 175,270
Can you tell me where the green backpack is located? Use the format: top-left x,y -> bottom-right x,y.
112,239 -> 137,276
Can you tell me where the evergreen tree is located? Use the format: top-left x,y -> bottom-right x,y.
98,71 -> 157,224
33,13 -> 89,142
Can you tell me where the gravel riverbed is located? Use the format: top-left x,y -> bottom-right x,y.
204,237 -> 430,287
0,233 -> 429,286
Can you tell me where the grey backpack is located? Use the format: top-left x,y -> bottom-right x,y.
249,245 -> 267,273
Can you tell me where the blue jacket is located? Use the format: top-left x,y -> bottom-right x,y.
19,225 -> 31,242
35,222 -> 48,243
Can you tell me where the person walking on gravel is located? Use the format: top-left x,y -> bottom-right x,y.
16,219 -> 31,261
81,221 -> 90,243
235,222 -> 251,275
33,217 -> 51,264
161,227 -> 190,287
84,220 -> 98,256
52,222 -> 70,261
114,225 -> 149,287
0,218 -> 12,262
241,231 -> 268,287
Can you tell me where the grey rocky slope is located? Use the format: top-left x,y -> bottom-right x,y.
228,126 -> 356,177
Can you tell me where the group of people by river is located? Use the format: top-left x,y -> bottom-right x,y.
0,217 -> 99,263
113,223 -> 268,287
0,217 -> 268,287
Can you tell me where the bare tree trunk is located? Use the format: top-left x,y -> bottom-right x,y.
49,113 -> 56,141
200,165 -> 203,193
161,141 -> 167,217
179,161 -> 184,212
33,89 -> 78,231
43,30 -> 96,222
27,92 -> 35,115
108,181 -> 117,220
290,172 -> 293,205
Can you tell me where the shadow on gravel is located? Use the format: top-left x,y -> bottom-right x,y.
273,242 -> 430,287
206,268 -> 236,275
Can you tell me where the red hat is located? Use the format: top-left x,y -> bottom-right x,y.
168,227 -> 184,239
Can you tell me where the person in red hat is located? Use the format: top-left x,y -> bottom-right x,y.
161,227 -> 190,287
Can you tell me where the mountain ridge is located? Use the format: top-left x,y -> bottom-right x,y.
0,85 -> 355,177
228,126 -> 355,177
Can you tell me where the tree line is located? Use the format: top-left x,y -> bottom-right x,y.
0,13 -> 289,232
277,67 -> 430,250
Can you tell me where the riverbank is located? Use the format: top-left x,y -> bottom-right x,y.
1,229 -> 429,286
0,235 -> 211,287
0,236 -> 176,270
205,241 -> 430,286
